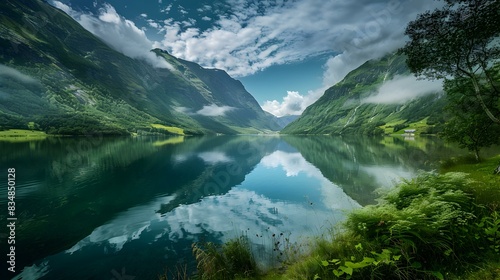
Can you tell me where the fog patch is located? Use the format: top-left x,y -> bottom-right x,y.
363,75 -> 443,104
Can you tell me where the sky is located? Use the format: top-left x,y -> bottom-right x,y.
50,0 -> 444,117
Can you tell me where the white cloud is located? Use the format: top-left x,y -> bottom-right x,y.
161,4 -> 172,13
51,1 -> 173,70
196,104 -> 236,117
321,1 -> 446,86
155,0 -> 443,78
51,0 -> 71,14
262,91 -> 303,117
0,64 -> 38,84
261,89 -> 326,117
147,19 -> 160,29
173,104 -> 237,117
53,0 -> 444,113
201,16 -> 212,21
173,106 -> 191,114
140,13 -> 148,18
362,75 -> 443,104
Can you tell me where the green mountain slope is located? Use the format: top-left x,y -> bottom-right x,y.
0,0 -> 279,135
281,54 -> 446,135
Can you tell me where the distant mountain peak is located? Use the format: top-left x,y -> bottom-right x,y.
0,0 -> 280,135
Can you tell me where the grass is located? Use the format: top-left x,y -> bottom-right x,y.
192,235 -> 257,280
151,124 -> 185,135
380,119 -> 407,135
440,154 -> 500,177
439,154 -> 500,206
455,260 -> 500,280
380,117 -> 434,135
0,129 -> 48,142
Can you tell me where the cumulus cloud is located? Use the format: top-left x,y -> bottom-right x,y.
362,75 -> 443,104
0,64 -> 38,84
147,19 -> 160,29
173,104 -> 237,117
155,0 -> 443,78
53,0 -> 444,114
51,1 -> 173,70
196,104 -> 236,117
261,88 -> 326,117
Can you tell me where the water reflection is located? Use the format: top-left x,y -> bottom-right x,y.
0,135 -> 461,279
282,136 -> 461,205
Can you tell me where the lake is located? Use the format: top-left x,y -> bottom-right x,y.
0,135 -> 463,279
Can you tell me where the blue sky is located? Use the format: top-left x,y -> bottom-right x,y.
50,0 -> 443,116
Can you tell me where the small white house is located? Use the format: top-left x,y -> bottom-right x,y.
404,129 -> 416,135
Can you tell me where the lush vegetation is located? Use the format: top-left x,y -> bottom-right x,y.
191,236 -> 257,280
150,124 -> 185,135
0,128 -> 47,142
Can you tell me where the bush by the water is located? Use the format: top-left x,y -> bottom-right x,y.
299,172 -> 499,280
192,236 -> 257,280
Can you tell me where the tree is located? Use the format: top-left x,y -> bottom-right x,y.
400,0 -> 500,123
441,78 -> 500,160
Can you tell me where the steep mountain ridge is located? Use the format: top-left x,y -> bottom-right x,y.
0,0 -> 279,135
282,54 -> 446,135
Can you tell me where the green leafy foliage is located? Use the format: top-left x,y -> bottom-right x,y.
400,0 -> 500,124
441,74 -> 500,160
318,246 -> 400,279
476,210 -> 500,253
292,172 -> 500,280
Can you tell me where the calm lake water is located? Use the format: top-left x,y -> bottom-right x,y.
0,135 -> 464,279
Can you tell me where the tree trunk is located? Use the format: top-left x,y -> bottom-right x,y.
470,76 -> 500,124
474,149 -> 480,162
494,164 -> 500,175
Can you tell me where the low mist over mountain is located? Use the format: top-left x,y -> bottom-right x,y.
0,0 -> 280,135
281,54 -> 446,135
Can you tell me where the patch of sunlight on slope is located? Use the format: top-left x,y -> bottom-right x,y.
150,124 -> 185,135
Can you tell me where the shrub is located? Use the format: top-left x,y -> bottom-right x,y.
192,236 -> 257,280
314,172 -> 499,279
393,123 -> 409,133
